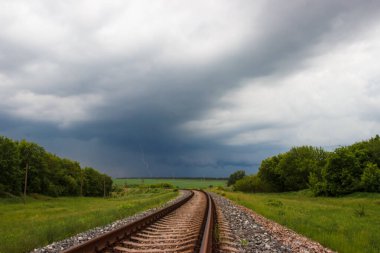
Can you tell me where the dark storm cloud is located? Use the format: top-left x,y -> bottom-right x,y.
1,1 -> 380,177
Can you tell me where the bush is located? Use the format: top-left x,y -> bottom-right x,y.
139,183 -> 174,189
231,135 -> 380,196
354,204 -> 366,217
227,170 -> 246,186
112,184 -> 124,193
233,176 -> 254,192
234,175 -> 270,193
309,171 -> 327,196
266,199 -> 283,207
361,163 -> 380,192
324,147 -> 363,195
256,146 -> 329,193
310,135 -> 380,196
152,183 -> 174,189
276,146 -> 328,192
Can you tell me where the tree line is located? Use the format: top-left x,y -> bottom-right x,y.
0,135 -> 112,197
229,135 -> 380,196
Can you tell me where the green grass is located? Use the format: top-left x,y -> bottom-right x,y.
216,190 -> 380,253
0,189 -> 178,253
114,178 -> 226,189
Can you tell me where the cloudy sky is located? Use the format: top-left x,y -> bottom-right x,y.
1,0 -> 380,177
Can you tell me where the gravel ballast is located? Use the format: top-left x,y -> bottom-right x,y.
210,193 -> 335,253
32,191 -> 335,253
31,190 -> 190,253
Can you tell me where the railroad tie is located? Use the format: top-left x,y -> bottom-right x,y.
113,191 -> 207,253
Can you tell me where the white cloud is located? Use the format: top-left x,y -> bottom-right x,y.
0,0 -> 256,126
183,21 -> 380,147
0,0 -> 254,65
95,1 -> 257,65
2,90 -> 104,128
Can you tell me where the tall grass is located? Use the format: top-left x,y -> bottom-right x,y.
218,190 -> 380,253
0,189 -> 177,253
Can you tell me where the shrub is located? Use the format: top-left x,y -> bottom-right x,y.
354,204 -> 366,217
266,199 -> 283,207
112,184 -> 124,193
324,147 -> 363,195
227,170 -> 246,186
276,146 -> 328,191
233,175 -> 270,193
309,171 -> 327,196
139,183 -> 174,189
361,163 -> 380,192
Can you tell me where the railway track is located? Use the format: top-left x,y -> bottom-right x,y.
63,190 -> 219,253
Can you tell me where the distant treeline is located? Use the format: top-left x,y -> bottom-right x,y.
0,135 -> 112,197
117,177 -> 227,180
229,135 -> 380,196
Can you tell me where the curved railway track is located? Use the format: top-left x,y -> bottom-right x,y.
63,190 -> 217,253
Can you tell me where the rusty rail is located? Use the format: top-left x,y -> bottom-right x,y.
62,190 -> 216,253
199,191 -> 215,253
62,191 -> 194,253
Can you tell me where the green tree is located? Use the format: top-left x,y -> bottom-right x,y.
351,135 -> 380,168
324,147 -> 362,195
82,167 -> 112,197
103,174 -> 113,197
0,136 -> 21,194
60,159 -> 81,195
18,140 -> 47,197
227,170 -> 246,186
44,153 -> 64,196
361,163 -> 380,192
276,146 -> 328,191
257,155 -> 283,191
0,135 -> 113,197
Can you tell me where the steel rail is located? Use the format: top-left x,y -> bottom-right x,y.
199,191 -> 215,253
62,190 -> 194,253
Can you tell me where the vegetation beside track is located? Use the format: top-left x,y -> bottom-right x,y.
0,188 -> 178,253
114,178 -> 226,189
0,135 -> 112,198
214,189 -> 380,253
228,135 -> 380,196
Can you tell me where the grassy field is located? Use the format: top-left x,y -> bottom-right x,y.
114,178 -> 226,189
216,190 -> 380,253
0,189 -> 178,253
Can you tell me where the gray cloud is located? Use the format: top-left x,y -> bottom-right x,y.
1,1 -> 380,177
